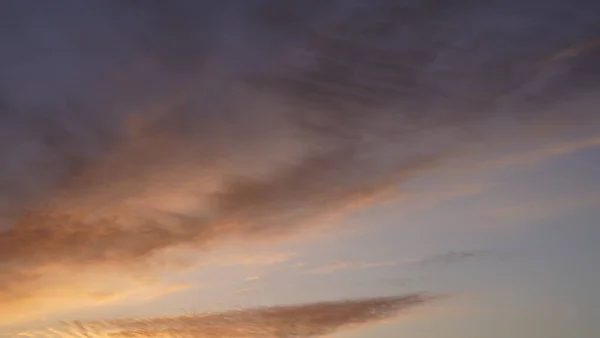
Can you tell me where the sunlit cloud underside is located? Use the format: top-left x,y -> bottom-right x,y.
18,294 -> 433,338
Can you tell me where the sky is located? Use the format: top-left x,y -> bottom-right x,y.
0,1 -> 599,337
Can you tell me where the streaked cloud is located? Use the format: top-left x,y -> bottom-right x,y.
415,251 -> 483,267
306,260 -> 399,275
304,251 -> 484,275
199,250 -> 297,268
0,0 -> 599,325
477,135 -> 600,171
472,190 -> 600,225
288,262 -> 307,268
18,294 -> 435,337
0,266 -> 192,326
234,288 -> 254,296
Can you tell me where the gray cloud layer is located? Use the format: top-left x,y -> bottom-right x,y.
1,0 -> 600,318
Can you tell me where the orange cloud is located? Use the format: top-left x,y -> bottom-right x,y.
2,113 -> 598,328
0,259 -> 192,326
19,294 -> 436,337
1,0 -> 600,327
0,146 -> 437,322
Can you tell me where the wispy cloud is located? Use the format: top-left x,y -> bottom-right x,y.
472,190 -> 600,225
0,0 -> 599,324
477,135 -> 600,171
306,260 -> 400,275
304,251 -> 484,275
18,294 -> 435,337
234,287 -> 255,296
288,262 -> 307,268
200,250 -> 297,268
0,267 -> 192,325
415,251 -> 483,267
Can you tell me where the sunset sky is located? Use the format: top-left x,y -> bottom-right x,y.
1,1 -> 599,337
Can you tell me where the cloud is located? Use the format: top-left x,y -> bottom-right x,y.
234,287 -> 254,296
477,135 -> 600,171
0,0 -> 600,322
306,260 -> 399,275
470,190 -> 600,226
289,262 -> 307,268
415,251 -> 483,267
0,265 -> 192,326
199,250 -> 297,268
304,251 -> 484,275
19,294 -> 435,337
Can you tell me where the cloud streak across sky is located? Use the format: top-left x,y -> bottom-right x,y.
0,0 -> 600,324
305,260 -> 399,275
16,294 -> 433,337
